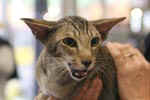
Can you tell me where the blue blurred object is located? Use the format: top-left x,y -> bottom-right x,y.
144,32 -> 150,62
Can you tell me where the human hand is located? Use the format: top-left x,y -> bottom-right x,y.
35,76 -> 102,100
106,42 -> 150,100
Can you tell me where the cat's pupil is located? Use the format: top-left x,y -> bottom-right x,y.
63,37 -> 77,47
91,37 -> 99,47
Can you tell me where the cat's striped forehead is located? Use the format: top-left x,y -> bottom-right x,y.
59,16 -> 89,32
57,16 -> 96,38
59,16 -> 88,25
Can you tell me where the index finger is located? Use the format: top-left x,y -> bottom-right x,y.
106,42 -> 125,67
106,42 -> 122,59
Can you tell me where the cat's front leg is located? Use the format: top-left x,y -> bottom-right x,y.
35,92 -> 49,100
35,92 -> 62,100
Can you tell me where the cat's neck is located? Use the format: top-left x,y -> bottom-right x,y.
50,76 -> 102,100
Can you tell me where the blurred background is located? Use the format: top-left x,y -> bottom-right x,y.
0,0 -> 150,100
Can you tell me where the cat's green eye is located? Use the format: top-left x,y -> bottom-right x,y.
91,37 -> 99,47
63,38 -> 77,47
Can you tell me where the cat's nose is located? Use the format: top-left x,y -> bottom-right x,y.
81,60 -> 92,68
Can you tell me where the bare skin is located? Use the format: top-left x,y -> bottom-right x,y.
35,76 -> 102,100
106,42 -> 150,100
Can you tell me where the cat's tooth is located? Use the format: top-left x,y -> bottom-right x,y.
84,72 -> 87,75
75,72 -> 79,76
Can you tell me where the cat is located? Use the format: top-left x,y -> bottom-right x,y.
22,16 -> 125,100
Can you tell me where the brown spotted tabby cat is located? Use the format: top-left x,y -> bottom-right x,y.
22,16 -> 125,100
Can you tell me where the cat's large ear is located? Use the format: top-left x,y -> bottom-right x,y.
21,18 -> 57,44
91,17 -> 126,40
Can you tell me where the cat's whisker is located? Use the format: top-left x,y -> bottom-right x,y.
59,69 -> 68,77
55,67 -> 66,74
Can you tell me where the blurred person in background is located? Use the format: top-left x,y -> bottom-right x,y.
0,36 -> 17,100
144,32 -> 150,62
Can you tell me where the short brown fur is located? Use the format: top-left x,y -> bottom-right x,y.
22,16 -> 125,100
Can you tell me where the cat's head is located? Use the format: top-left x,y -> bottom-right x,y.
22,16 -> 125,81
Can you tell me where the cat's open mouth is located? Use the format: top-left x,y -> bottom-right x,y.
67,63 -> 89,81
71,69 -> 87,79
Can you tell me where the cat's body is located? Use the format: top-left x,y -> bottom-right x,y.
22,16 -> 125,100
36,44 -> 118,100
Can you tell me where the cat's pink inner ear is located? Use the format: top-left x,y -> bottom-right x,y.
91,17 -> 126,40
21,18 -> 55,44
